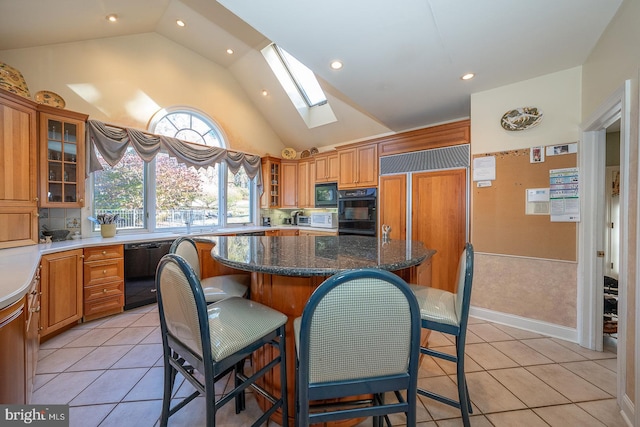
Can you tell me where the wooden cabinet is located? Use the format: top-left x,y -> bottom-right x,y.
39,107 -> 88,207
379,174 -> 408,240
0,266 -> 40,404
41,249 -> 83,338
281,160 -> 298,208
83,245 -> 124,321
279,228 -> 299,236
314,152 -> 339,182
379,169 -> 466,292
0,297 -> 26,403
265,229 -> 280,237
337,143 -> 378,189
298,229 -> 338,236
260,156 -> 281,208
0,89 -> 39,249
297,159 -> 315,208
25,268 -> 40,402
196,240 -> 248,277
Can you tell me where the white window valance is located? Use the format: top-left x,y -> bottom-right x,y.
86,120 -> 263,190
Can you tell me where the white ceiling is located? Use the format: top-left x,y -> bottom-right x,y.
0,0 -> 623,151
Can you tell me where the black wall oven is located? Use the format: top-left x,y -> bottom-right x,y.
338,188 -> 377,236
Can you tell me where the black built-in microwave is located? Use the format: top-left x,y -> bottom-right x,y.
315,182 -> 338,207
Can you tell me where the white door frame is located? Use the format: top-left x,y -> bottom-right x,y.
579,81 -> 630,415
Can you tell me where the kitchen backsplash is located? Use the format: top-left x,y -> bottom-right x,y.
261,208 -> 337,225
39,208 -> 81,238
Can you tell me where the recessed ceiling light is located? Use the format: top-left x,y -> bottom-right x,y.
261,90 -> 269,97
106,14 -> 118,23
226,48 -> 234,55
176,19 -> 186,27
330,60 -> 343,70
461,73 -> 475,80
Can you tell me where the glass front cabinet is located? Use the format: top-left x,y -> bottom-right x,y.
260,156 -> 281,208
39,108 -> 88,207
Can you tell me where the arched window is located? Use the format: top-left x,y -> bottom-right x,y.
92,108 -> 255,233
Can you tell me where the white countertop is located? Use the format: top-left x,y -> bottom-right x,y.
0,225 -> 337,309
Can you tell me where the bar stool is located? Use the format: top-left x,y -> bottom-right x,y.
294,268 -> 421,427
156,253 -> 288,426
170,236 -> 250,303
410,242 -> 474,427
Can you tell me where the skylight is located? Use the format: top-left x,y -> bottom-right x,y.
261,43 -> 336,128
272,45 -> 327,107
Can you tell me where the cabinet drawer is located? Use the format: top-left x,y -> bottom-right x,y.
84,260 -> 123,286
84,280 -> 123,301
84,245 -> 124,262
84,295 -> 124,318
26,268 -> 41,316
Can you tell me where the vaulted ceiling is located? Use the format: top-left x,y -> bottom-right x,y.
0,0 -> 623,151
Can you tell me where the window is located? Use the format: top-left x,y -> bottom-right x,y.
93,147 -> 145,230
92,108 -> 256,232
273,45 -> 327,108
262,43 -> 337,128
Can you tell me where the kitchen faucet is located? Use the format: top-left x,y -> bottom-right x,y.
292,210 -> 303,225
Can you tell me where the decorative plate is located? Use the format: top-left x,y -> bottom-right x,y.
310,147 -> 319,155
300,149 -> 311,159
0,62 -> 30,99
34,90 -> 66,108
281,147 -> 297,159
500,107 -> 543,131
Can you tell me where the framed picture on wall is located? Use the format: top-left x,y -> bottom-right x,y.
530,146 -> 544,163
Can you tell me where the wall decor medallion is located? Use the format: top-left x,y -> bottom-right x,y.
0,61 -> 31,99
500,107 -> 543,131
281,147 -> 297,159
34,90 -> 66,108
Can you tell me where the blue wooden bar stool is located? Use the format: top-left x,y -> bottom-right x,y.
294,268 -> 421,427
410,242 -> 474,427
155,253 -> 287,426
170,236 -> 250,303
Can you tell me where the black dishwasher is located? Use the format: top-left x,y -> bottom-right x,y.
124,240 -> 174,310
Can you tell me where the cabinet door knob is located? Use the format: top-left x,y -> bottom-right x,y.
34,197 -> 39,202
103,289 -> 107,293
103,270 -> 107,274
102,251 -> 107,255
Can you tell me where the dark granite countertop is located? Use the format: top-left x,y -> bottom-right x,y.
211,235 -> 435,277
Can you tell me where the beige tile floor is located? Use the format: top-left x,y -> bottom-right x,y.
32,304 -> 626,427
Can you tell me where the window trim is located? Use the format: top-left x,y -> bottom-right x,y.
89,107 -> 257,235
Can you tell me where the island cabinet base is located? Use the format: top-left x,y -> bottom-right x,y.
250,264 -> 430,427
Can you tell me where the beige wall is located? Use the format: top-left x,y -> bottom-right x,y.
471,66 -> 582,155
0,33 -> 285,156
582,0 -> 639,411
470,67 -> 582,329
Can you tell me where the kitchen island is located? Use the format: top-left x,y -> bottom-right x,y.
211,235 -> 435,427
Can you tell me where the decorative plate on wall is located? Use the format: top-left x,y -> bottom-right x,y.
281,147 -> 297,159
300,149 -> 311,158
34,90 -> 66,108
0,62 -> 31,99
500,107 -> 543,131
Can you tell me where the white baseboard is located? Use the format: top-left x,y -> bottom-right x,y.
470,306 -> 578,342
620,394 -> 635,427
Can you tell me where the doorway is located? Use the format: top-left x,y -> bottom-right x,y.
603,125 -> 620,350
579,81 -> 630,413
